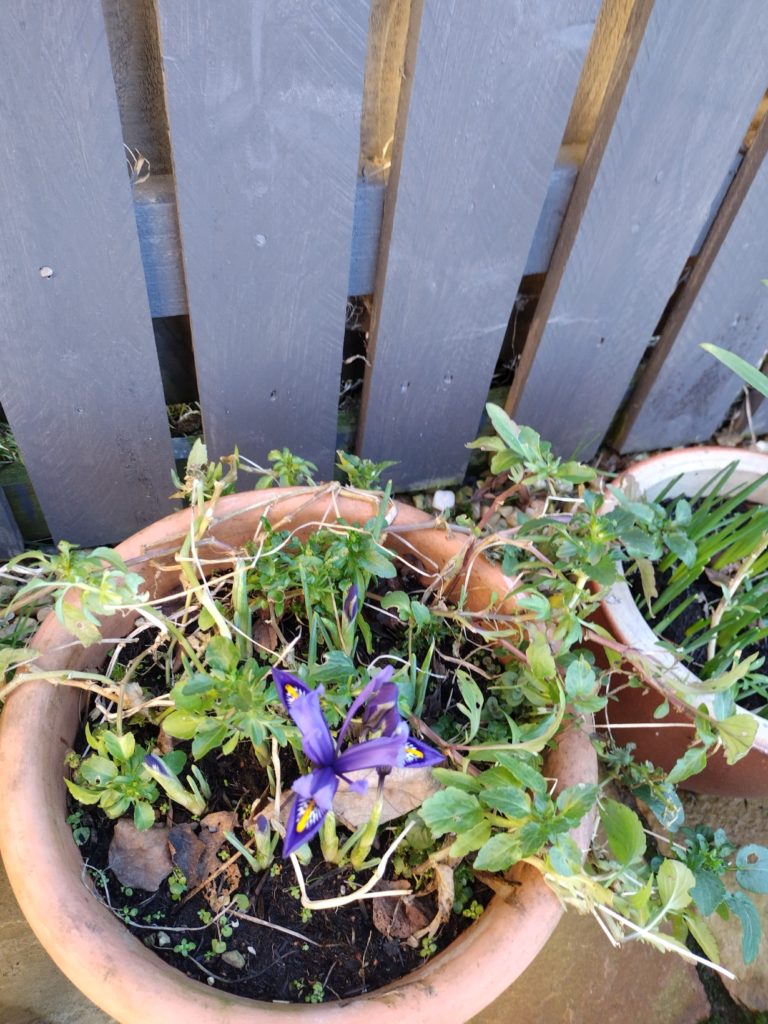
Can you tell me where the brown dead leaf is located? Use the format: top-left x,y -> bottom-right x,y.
168,823 -> 205,885
252,618 -> 278,653
108,820 -> 172,892
204,858 -> 242,913
371,881 -> 432,939
169,811 -> 235,889
334,767 -> 440,829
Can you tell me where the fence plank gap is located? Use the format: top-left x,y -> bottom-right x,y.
0,3 -> 175,545
358,0 -> 599,488
615,107 -> 768,452
155,0 -> 370,478
0,490 -> 23,559
506,0 -> 768,460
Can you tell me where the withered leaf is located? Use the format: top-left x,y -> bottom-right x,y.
334,767 -> 440,829
169,810 -> 237,889
108,820 -> 172,892
371,881 -> 432,939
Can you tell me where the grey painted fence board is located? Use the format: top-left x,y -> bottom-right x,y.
507,0 -> 768,461
617,115 -> 768,452
0,3 -> 175,545
134,154 -> 582,318
358,0 -> 599,488
0,491 -> 23,559
155,0 -> 369,477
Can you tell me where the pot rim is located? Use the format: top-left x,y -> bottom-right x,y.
0,486 -> 597,1024
602,446 -> 768,753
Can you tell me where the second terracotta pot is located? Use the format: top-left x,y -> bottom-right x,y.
599,448 -> 768,797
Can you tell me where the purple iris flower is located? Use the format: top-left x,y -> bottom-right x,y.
343,583 -> 359,622
272,665 -> 442,857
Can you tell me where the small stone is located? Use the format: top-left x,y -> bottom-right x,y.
221,950 -> 246,970
432,490 -> 455,513
156,932 -> 171,947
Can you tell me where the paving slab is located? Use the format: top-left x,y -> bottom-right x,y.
471,908 -> 710,1024
679,792 -> 768,1014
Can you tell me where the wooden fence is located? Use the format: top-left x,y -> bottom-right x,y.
2,0 -> 768,554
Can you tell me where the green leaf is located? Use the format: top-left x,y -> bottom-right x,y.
485,403 -> 523,451
735,845 -> 768,894
474,833 -> 522,872
516,593 -> 551,620
58,600 -> 102,646
717,713 -> 759,764
527,631 -> 556,680
691,869 -> 726,915
191,720 -> 229,760
456,672 -> 484,741
205,636 -> 239,675
479,786 -> 531,820
701,344 -> 768,399
449,820 -> 492,858
657,860 -> 696,911
558,461 -> 596,484
664,530 -> 698,569
63,779 -> 102,805
162,710 -> 203,740
162,750 -> 187,775
724,891 -> 762,965
684,912 -> 721,965
420,788 -> 485,837
430,768 -> 481,793
133,801 -> 156,831
78,756 -> 118,785
556,783 -> 598,827
625,874 -> 653,915
599,799 -> 646,865
380,591 -> 411,619
103,731 -> 135,763
564,659 -> 597,701
638,558 -> 658,606
666,746 -> 707,785
697,654 -> 759,694
547,835 -> 583,876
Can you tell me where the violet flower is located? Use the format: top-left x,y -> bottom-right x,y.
272,666 -> 442,857
343,583 -> 359,622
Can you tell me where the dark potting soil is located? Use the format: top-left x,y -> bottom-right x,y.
66,567 -> 494,1003
71,733 -> 491,1003
627,566 -> 768,714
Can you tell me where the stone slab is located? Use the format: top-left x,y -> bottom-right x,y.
680,792 -> 768,1014
472,908 -> 710,1024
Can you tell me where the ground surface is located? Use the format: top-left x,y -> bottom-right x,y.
2,792 -> 767,1024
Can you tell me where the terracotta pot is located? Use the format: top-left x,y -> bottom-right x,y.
599,448 -> 768,797
0,487 -> 597,1024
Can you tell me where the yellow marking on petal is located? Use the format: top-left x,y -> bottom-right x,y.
297,799 -> 317,833
406,745 -> 424,760
285,684 -> 298,702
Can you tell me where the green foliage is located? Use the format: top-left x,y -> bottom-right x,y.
6,439 -> 766,981
64,726 -> 159,829
336,450 -> 396,489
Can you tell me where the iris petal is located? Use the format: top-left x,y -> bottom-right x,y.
272,668 -> 312,711
283,795 -> 327,857
287,689 -> 336,766
334,733 -> 406,774
292,767 -> 338,810
337,665 -> 395,746
402,736 -> 444,768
